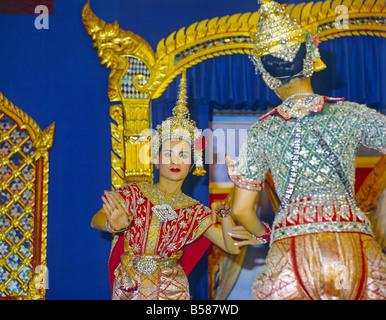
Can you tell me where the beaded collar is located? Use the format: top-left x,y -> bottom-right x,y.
259,96 -> 345,121
136,183 -> 199,210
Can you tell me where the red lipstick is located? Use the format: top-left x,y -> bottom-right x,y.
170,168 -> 181,172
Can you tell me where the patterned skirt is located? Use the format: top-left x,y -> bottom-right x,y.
252,232 -> 386,300
112,252 -> 189,300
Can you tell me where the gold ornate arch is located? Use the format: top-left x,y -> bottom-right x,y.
0,93 -> 55,299
82,0 -> 386,189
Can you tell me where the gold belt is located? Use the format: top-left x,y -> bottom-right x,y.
132,256 -> 179,275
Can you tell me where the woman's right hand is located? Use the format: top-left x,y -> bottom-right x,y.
210,188 -> 233,223
102,191 -> 132,231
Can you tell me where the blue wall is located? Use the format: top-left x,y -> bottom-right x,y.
0,1 -> 115,300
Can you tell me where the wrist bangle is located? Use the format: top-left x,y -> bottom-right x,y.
105,221 -> 114,233
253,222 -> 271,244
105,221 -> 127,233
217,208 -> 231,218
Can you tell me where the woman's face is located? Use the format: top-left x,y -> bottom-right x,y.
158,139 -> 192,182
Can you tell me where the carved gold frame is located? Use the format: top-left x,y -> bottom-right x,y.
0,93 -> 55,299
82,0 -> 386,189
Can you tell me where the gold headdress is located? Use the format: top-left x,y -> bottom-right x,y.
250,0 -> 326,88
153,71 -> 206,176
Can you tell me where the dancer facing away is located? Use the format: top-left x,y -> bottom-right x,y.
226,0 -> 386,300
91,73 -> 260,300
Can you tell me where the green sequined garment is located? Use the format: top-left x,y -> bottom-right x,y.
227,98 -> 386,243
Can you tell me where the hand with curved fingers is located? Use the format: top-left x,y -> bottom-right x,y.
210,189 -> 266,247
208,196 -> 263,253
102,191 -> 132,232
211,193 -> 232,223
228,225 -> 264,247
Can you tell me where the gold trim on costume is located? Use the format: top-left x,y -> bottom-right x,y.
136,183 -> 199,210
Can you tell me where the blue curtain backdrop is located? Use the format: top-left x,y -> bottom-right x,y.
155,36 -> 386,114
0,0 -> 384,300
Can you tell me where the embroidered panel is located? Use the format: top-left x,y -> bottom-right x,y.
236,101 -> 386,201
111,183 -> 212,258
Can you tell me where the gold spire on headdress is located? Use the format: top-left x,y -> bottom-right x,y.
250,0 -> 326,87
252,0 -> 306,60
154,71 -> 206,176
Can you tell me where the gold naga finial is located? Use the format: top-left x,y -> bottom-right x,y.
34,122 -> 56,159
82,1 -> 156,101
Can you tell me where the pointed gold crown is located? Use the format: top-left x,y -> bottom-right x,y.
252,0 -> 306,59
154,71 -> 206,176
250,0 -> 326,88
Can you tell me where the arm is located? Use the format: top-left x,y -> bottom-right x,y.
231,185 -> 267,238
203,206 -> 264,254
203,193 -> 238,254
356,103 -> 386,152
91,191 -> 132,232
204,214 -> 240,255
224,123 -> 270,241
90,207 -> 109,232
203,191 -> 258,254
204,187 -> 268,254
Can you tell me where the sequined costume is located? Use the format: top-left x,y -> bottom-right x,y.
108,182 -> 212,300
227,97 -> 386,299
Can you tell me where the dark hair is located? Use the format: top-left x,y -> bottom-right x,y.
260,43 -> 307,86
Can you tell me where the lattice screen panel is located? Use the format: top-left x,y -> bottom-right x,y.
0,93 -> 54,300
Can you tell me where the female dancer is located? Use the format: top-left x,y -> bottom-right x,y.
91,74 -> 261,300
